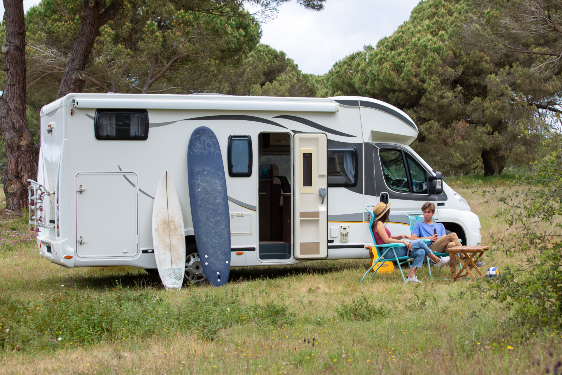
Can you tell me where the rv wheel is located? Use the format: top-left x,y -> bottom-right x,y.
184,253 -> 206,283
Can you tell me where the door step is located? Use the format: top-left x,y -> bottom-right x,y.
259,243 -> 291,260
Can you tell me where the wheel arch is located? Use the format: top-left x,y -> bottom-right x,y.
441,222 -> 467,245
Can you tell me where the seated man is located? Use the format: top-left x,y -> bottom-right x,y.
410,202 -> 483,278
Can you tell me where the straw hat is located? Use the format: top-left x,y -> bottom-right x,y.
373,202 -> 391,221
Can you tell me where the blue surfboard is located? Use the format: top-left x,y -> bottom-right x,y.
188,126 -> 231,287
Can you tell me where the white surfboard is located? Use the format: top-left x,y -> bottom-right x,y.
152,172 -> 186,290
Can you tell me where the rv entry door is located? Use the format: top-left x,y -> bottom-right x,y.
293,133 -> 328,259
76,172 -> 138,258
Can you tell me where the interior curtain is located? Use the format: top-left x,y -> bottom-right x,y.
130,113 -> 141,137
344,151 -> 355,184
102,113 -> 116,136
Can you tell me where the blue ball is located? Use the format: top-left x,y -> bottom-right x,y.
486,267 -> 501,277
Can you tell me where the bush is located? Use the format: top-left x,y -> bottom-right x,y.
480,143 -> 562,328
490,147 -> 562,255
485,246 -> 562,327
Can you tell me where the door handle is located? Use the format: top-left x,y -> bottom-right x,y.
78,236 -> 86,246
319,188 -> 327,204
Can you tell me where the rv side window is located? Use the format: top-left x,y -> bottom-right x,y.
228,136 -> 252,177
94,109 -> 149,140
405,153 -> 428,193
380,149 -> 429,194
379,149 -> 409,192
327,148 -> 357,187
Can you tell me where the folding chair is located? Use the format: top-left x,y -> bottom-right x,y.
406,213 -> 458,277
360,205 -> 413,283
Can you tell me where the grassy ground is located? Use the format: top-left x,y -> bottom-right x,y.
1,183 -> 561,374
443,166 -> 531,188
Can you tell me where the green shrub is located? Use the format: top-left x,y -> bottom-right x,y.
335,296 -> 388,321
485,245 -> 562,327
480,143 -> 562,328
490,147 -> 562,255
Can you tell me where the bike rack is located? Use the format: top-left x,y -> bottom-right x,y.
27,179 -> 54,232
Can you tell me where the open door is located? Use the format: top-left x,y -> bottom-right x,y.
293,133 -> 328,259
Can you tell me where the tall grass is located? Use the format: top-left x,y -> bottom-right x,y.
0,286 -> 292,351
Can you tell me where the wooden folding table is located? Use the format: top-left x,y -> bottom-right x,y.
446,246 -> 490,281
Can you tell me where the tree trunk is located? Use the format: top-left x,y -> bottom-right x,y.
56,0 -> 123,99
481,148 -> 506,176
0,0 -> 38,210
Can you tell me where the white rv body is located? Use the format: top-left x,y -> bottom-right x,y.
33,94 -> 481,273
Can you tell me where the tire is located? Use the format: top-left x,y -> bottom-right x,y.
184,252 -> 206,283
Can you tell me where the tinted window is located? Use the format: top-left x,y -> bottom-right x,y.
328,148 -> 357,187
95,109 -> 149,140
380,149 -> 409,192
228,136 -> 252,177
302,153 -> 313,186
406,154 -> 427,193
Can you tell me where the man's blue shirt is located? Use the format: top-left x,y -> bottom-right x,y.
412,221 -> 446,244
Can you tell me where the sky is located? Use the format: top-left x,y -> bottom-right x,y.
0,0 -> 420,76
0,0 -> 40,20
255,0 -> 420,75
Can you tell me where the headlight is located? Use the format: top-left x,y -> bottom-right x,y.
452,189 -> 470,209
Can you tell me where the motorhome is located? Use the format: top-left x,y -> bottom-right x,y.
30,94 -> 481,282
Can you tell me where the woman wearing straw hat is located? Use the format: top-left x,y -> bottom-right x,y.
372,202 -> 450,283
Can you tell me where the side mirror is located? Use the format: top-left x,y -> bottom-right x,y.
428,171 -> 443,195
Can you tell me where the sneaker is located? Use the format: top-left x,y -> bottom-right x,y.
476,261 -> 485,267
406,276 -> 422,283
433,256 -> 450,267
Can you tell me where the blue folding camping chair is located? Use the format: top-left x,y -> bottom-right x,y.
406,212 -> 460,277
360,205 -> 414,283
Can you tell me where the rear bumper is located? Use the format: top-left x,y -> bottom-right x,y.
38,237 -> 157,269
